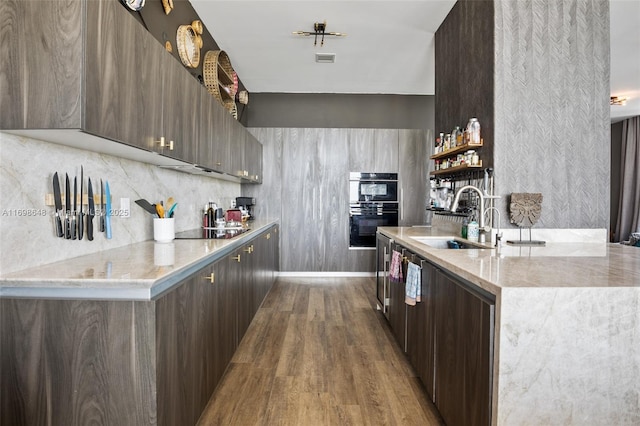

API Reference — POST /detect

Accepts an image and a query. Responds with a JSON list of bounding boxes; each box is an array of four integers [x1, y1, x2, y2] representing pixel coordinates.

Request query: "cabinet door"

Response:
[[207, 255, 238, 386], [84, 0, 163, 150], [161, 57, 200, 163], [406, 260, 436, 401], [244, 133, 263, 183], [376, 232, 391, 312], [387, 243, 407, 351], [156, 268, 210, 426], [235, 243, 255, 343], [199, 89, 231, 173], [252, 231, 268, 312], [434, 269, 494, 426], [228, 120, 246, 178], [348, 129, 399, 172], [0, 0, 83, 129]]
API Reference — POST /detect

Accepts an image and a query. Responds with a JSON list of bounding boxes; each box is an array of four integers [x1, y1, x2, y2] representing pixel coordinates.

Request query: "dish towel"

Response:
[[390, 250, 403, 282], [405, 261, 422, 306]]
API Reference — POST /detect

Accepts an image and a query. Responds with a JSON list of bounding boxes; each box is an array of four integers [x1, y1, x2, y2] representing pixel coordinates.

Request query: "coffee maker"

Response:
[[235, 197, 256, 220]]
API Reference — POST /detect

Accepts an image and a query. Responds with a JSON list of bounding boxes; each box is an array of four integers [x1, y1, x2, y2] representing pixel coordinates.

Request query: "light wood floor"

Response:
[[197, 276, 444, 425]]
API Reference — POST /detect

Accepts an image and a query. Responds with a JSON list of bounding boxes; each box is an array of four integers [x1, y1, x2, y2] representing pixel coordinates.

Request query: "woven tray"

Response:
[[203, 50, 236, 106], [176, 25, 200, 68]]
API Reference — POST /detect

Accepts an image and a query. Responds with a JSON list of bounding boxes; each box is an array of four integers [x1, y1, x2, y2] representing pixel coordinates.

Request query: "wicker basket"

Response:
[[203, 50, 236, 106], [228, 102, 238, 119], [176, 25, 200, 68]]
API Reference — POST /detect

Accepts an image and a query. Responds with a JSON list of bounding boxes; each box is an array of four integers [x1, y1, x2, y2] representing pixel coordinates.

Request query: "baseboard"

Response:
[[277, 272, 376, 278]]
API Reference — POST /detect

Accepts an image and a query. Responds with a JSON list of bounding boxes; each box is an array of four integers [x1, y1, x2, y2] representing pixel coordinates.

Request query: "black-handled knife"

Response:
[[78, 166, 84, 240], [65, 173, 71, 239], [71, 175, 77, 240], [52, 172, 64, 237], [87, 177, 94, 241], [99, 179, 105, 232]]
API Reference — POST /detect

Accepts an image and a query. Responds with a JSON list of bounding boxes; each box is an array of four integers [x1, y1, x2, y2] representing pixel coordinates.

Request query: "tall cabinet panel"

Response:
[[398, 129, 429, 226], [281, 128, 350, 271]]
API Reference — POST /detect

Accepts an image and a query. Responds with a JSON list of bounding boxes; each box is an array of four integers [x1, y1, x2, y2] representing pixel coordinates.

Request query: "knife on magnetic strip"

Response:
[[105, 181, 112, 239], [77, 166, 84, 240], [52, 172, 64, 237], [71, 175, 77, 240], [65, 173, 71, 239], [87, 177, 94, 241], [99, 179, 105, 232]]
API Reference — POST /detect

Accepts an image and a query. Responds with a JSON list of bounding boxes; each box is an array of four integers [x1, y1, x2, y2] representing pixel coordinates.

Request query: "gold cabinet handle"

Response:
[[156, 137, 174, 151], [265, 233, 271, 240], [203, 272, 215, 284], [243, 246, 252, 253], [232, 254, 241, 263], [216, 162, 222, 167]]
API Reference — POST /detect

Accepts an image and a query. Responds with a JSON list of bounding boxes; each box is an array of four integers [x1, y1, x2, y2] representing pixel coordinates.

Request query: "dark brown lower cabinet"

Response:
[[405, 260, 436, 400], [376, 238, 495, 426], [156, 257, 237, 426], [387, 243, 407, 350], [0, 226, 278, 426], [434, 269, 494, 426]]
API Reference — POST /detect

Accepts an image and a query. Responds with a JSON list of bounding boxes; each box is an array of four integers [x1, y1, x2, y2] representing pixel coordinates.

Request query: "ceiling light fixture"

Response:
[[610, 96, 628, 106], [293, 21, 346, 46]]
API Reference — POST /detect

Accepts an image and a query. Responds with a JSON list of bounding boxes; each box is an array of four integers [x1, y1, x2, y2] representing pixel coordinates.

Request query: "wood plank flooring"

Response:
[[197, 277, 444, 426]]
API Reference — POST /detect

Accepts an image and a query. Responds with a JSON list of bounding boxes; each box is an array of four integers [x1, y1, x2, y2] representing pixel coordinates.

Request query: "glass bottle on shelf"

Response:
[[468, 118, 481, 144], [451, 127, 459, 148]]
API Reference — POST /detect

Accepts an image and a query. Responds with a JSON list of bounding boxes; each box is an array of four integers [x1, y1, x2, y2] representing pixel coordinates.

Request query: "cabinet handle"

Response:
[[243, 245, 253, 253], [265, 233, 271, 240], [216, 162, 222, 167], [203, 272, 215, 284], [155, 137, 174, 151], [232, 254, 241, 263]]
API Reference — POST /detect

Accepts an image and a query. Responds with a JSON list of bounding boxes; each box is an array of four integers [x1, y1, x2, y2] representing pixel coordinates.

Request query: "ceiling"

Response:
[[191, 0, 640, 122]]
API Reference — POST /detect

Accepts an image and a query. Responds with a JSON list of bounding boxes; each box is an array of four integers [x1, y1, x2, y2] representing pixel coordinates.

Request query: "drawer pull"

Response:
[[232, 254, 241, 263], [203, 272, 215, 284]]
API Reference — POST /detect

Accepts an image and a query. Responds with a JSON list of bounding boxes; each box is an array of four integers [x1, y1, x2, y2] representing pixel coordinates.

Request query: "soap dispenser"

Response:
[[467, 217, 479, 242]]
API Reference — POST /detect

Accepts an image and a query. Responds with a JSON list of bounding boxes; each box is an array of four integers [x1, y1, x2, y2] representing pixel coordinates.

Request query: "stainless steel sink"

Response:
[[409, 236, 485, 249]]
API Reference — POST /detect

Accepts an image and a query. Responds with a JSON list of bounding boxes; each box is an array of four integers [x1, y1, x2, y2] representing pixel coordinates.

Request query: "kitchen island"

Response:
[[0, 219, 279, 426], [378, 225, 640, 425]]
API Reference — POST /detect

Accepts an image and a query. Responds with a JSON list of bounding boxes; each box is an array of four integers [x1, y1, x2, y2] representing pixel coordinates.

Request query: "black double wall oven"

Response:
[[349, 172, 399, 248]]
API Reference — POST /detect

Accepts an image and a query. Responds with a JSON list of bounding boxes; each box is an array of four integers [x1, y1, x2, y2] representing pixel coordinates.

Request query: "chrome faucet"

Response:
[[484, 206, 502, 247], [450, 185, 501, 243]]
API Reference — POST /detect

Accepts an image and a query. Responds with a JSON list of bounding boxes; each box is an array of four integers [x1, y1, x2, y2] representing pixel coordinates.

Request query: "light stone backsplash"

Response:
[[0, 132, 240, 274]]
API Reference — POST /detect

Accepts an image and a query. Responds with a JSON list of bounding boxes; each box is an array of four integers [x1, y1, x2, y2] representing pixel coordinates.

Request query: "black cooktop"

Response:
[[174, 227, 250, 240]]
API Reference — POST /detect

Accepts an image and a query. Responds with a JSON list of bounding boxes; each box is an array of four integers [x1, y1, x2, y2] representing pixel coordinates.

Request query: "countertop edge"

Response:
[[0, 220, 279, 301]]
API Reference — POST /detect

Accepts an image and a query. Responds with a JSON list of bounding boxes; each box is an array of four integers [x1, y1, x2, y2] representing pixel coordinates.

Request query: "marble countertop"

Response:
[[0, 219, 278, 301], [378, 226, 640, 296]]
